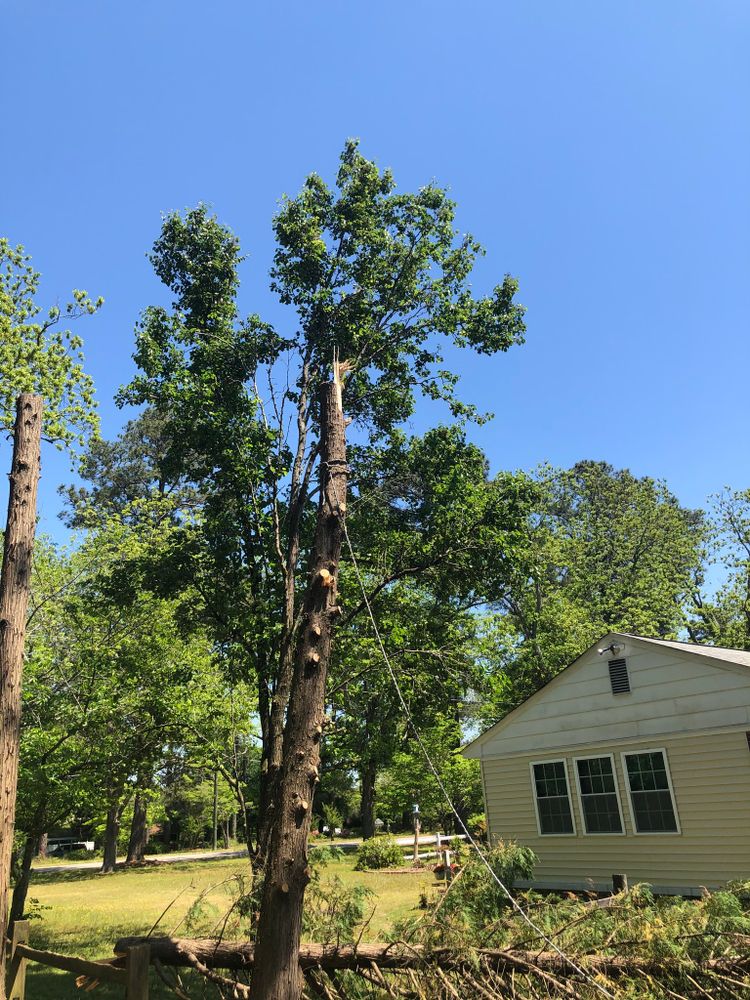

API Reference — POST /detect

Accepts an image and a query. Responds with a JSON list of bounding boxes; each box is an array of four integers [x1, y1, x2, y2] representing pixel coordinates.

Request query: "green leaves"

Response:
[[0, 238, 100, 448]]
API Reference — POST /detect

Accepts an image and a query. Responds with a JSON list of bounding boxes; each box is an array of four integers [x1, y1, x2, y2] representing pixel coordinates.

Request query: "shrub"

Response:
[[63, 849, 96, 861], [354, 835, 405, 871], [145, 841, 170, 855]]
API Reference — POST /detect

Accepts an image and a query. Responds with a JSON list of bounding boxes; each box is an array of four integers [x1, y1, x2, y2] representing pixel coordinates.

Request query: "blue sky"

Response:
[[2, 0, 749, 538]]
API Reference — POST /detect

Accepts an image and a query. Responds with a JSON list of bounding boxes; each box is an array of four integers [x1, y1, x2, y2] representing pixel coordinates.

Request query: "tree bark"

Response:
[[0, 394, 42, 997], [37, 832, 48, 859], [251, 373, 347, 1000], [9, 833, 36, 925], [360, 758, 377, 840], [101, 798, 125, 873], [212, 770, 218, 852], [117, 935, 749, 980], [126, 792, 149, 863]]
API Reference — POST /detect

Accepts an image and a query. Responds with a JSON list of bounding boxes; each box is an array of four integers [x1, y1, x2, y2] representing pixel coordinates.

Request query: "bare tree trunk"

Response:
[[0, 394, 42, 997], [101, 797, 125, 873], [37, 832, 48, 859], [251, 374, 347, 1000], [126, 792, 149, 863], [9, 833, 36, 925], [360, 758, 377, 840], [212, 770, 218, 852]]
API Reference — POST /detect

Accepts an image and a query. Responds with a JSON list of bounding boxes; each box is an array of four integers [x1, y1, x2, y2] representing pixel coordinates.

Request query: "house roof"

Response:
[[616, 634, 750, 668], [463, 632, 750, 756]]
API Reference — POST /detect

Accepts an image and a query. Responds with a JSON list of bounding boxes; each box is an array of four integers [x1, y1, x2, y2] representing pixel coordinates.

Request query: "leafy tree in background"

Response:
[[328, 425, 534, 837], [688, 488, 750, 648], [0, 238, 100, 445], [479, 460, 705, 722]]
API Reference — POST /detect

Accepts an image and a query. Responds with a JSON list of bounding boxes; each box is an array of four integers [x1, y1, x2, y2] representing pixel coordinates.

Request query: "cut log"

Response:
[[113, 936, 750, 979]]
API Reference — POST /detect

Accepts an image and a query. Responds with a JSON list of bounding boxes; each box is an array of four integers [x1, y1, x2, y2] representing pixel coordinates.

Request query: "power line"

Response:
[[331, 478, 616, 999]]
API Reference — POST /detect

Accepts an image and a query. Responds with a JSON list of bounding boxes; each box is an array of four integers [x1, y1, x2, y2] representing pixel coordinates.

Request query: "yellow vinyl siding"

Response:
[[483, 730, 750, 892]]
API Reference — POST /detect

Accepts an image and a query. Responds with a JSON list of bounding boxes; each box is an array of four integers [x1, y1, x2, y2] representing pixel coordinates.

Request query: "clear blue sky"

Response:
[[2, 0, 749, 537]]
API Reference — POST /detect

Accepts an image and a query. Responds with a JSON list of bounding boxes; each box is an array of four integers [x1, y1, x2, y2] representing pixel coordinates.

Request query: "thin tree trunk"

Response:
[[0, 394, 42, 997], [251, 372, 348, 1000], [37, 832, 48, 859], [212, 770, 218, 852], [101, 797, 125, 873], [9, 833, 36, 925], [126, 792, 149, 863], [360, 758, 377, 840]]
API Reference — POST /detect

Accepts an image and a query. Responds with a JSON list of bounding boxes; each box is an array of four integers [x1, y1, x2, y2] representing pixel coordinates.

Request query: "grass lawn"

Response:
[[20, 855, 437, 998]]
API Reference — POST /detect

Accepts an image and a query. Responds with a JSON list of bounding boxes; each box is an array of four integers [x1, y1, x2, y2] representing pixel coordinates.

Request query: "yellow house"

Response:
[[463, 633, 750, 895]]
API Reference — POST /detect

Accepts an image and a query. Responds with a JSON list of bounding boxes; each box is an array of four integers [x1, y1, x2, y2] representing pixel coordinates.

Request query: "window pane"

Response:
[[576, 757, 623, 834], [532, 762, 574, 834], [625, 752, 678, 833]]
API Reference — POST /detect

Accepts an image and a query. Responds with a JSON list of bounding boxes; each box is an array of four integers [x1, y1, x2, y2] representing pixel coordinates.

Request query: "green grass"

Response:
[[21, 855, 436, 998]]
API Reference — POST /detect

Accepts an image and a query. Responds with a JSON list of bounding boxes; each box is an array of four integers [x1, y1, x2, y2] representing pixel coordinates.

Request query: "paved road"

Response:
[[32, 848, 248, 875], [32, 833, 452, 874]]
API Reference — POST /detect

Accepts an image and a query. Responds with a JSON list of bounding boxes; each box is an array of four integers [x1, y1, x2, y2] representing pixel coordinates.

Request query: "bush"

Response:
[[354, 835, 405, 871], [63, 849, 96, 861], [144, 841, 170, 855]]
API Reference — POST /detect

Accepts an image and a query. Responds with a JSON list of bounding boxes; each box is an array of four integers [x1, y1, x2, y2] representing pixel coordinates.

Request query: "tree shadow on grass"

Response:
[[28, 860, 214, 885]]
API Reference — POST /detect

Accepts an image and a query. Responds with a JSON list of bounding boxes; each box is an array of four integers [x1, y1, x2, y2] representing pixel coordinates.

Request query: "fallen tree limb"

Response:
[[113, 936, 750, 980]]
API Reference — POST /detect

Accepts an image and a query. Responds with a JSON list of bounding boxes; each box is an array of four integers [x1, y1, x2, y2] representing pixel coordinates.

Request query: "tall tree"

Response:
[[0, 240, 99, 994], [688, 488, 750, 648], [479, 460, 704, 721], [116, 142, 526, 997]]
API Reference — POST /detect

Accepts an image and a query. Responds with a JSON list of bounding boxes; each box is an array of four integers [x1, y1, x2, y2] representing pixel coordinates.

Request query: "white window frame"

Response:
[[620, 747, 681, 836], [529, 758, 577, 837], [572, 753, 626, 836]]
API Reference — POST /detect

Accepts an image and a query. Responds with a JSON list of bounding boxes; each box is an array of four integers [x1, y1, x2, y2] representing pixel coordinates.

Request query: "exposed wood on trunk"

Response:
[[0, 394, 42, 999], [250, 373, 348, 1000], [114, 935, 750, 979]]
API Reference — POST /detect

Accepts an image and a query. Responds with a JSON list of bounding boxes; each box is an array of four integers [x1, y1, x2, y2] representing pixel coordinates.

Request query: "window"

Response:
[[530, 760, 575, 835], [574, 756, 624, 834], [608, 658, 630, 694], [622, 749, 679, 833]]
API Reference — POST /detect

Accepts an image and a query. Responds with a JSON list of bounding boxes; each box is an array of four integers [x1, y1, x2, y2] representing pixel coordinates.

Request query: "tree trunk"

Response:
[[38, 832, 48, 859], [212, 770, 218, 852], [251, 373, 347, 1000], [9, 833, 36, 925], [102, 798, 124, 873], [0, 394, 42, 997], [126, 792, 149, 863], [360, 758, 377, 840]]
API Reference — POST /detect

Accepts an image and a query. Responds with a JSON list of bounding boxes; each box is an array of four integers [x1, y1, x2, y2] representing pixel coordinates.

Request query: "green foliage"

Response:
[[466, 812, 486, 837], [479, 460, 704, 720], [302, 875, 374, 946], [689, 489, 750, 649], [0, 238, 100, 447], [321, 803, 343, 840], [354, 835, 405, 871], [437, 840, 537, 929], [375, 714, 484, 830]]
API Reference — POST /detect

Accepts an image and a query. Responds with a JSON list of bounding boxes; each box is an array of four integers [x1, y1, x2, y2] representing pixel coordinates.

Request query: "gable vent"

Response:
[[608, 658, 631, 694]]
